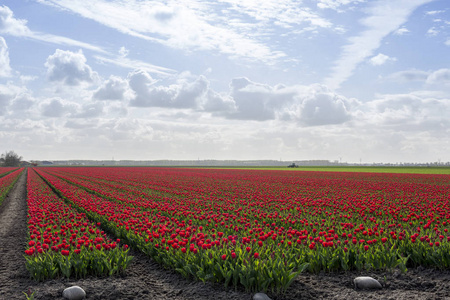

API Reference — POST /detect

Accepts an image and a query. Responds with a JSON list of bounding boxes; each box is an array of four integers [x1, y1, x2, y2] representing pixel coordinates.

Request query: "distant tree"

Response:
[[1, 151, 22, 167]]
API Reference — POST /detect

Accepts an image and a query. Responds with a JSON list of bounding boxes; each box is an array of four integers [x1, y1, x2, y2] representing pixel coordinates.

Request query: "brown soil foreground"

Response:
[[1, 170, 450, 299]]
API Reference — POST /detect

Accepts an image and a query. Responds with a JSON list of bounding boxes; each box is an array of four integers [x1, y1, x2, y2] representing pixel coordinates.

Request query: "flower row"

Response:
[[0, 167, 24, 206], [25, 168, 132, 281]]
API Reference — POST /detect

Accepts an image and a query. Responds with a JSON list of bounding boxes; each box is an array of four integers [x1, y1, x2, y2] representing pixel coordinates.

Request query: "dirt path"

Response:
[[0, 169, 31, 299]]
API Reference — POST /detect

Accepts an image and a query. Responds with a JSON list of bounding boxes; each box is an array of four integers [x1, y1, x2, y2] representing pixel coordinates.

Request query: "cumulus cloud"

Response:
[[125, 72, 354, 126], [426, 69, 450, 85], [0, 36, 12, 77], [45, 49, 98, 86], [173, 76, 209, 108], [40, 98, 75, 117], [0, 92, 11, 116], [71, 102, 104, 118], [369, 53, 396, 66], [0, 83, 28, 115], [128, 69, 208, 109], [128, 69, 164, 107], [0, 5, 30, 36], [362, 93, 450, 129], [218, 78, 353, 126], [64, 119, 99, 130], [225, 78, 293, 121], [295, 87, 352, 126], [40, 97, 103, 119], [10, 93, 34, 111], [93, 75, 130, 101], [201, 90, 236, 113], [108, 118, 154, 141]]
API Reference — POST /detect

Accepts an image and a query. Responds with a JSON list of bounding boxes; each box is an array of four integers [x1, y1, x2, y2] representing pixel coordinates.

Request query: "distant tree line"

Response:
[[0, 151, 22, 167]]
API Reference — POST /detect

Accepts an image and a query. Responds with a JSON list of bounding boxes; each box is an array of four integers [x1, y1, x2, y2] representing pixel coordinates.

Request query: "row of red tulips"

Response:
[[24, 168, 132, 281], [0, 167, 19, 177], [33, 167, 450, 292], [0, 167, 24, 206]]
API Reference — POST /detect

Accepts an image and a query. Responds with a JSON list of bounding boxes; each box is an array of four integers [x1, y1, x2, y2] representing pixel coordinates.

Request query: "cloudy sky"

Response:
[[0, 0, 449, 163]]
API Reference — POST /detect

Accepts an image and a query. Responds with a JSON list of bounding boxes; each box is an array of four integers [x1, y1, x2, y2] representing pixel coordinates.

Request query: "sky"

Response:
[[0, 0, 449, 163]]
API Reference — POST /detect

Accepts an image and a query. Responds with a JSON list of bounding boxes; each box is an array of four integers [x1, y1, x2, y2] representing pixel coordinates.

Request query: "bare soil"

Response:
[[1, 170, 450, 299]]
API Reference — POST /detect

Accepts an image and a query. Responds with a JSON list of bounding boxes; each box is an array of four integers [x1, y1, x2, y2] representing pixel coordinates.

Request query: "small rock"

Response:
[[62, 286, 86, 300], [354, 276, 382, 290], [253, 292, 272, 300]]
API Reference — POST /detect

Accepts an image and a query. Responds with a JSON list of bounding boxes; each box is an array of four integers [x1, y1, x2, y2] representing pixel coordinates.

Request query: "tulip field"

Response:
[[0, 167, 24, 206], [24, 168, 132, 280], [22, 166, 450, 292]]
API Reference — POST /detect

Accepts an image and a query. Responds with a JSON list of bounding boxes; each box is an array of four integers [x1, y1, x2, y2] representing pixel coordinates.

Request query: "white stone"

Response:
[[354, 276, 382, 290], [62, 286, 86, 300], [253, 292, 272, 300]]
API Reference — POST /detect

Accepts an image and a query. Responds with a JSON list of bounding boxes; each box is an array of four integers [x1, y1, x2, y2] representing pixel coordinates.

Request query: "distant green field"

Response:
[[200, 166, 450, 174]]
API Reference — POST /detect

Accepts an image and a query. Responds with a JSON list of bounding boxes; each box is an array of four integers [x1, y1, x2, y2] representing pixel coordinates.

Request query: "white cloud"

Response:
[[445, 39, 450, 46], [425, 10, 445, 15], [394, 27, 410, 35], [71, 102, 104, 118], [218, 0, 332, 29], [362, 93, 450, 129], [40, 97, 103, 119], [19, 75, 37, 84], [426, 68, 450, 85], [64, 119, 99, 130], [124, 71, 355, 126], [10, 93, 34, 112], [35, 0, 319, 62], [369, 53, 396, 66], [295, 86, 352, 126], [93, 75, 130, 101], [40, 98, 75, 117], [217, 78, 354, 125], [426, 27, 439, 36], [45, 49, 99, 86], [324, 0, 432, 90], [173, 75, 209, 108], [0, 5, 105, 53], [201, 90, 236, 113], [389, 68, 450, 86], [225, 77, 280, 121], [0, 93, 11, 116], [389, 69, 429, 82], [0, 5, 30, 36], [316, 0, 366, 10], [118, 46, 129, 57], [128, 69, 208, 109], [0, 83, 29, 115], [95, 55, 176, 76], [0, 36, 12, 77]]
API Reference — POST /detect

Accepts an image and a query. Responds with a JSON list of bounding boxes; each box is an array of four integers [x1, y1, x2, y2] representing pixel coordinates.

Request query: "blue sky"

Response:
[[0, 0, 449, 163]]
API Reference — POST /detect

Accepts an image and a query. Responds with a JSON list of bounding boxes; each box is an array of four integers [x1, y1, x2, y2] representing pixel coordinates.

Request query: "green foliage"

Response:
[[0, 151, 22, 167]]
